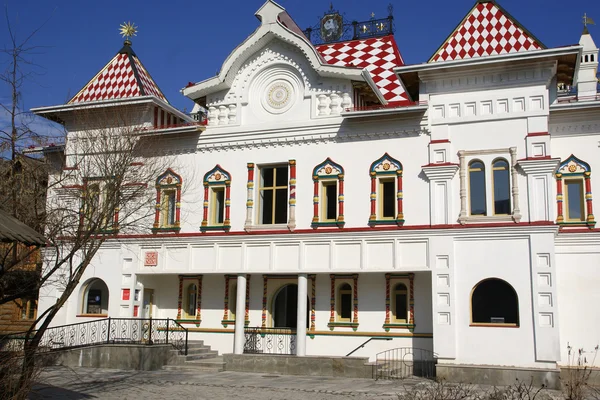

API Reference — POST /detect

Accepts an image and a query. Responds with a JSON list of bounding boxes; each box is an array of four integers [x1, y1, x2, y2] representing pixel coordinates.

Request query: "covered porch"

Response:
[[133, 271, 434, 361]]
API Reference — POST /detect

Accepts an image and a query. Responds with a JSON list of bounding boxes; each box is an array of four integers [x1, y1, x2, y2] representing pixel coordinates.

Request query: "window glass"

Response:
[[213, 188, 225, 224], [493, 160, 511, 215], [472, 279, 519, 325], [230, 283, 237, 319], [261, 168, 274, 187], [187, 284, 197, 317], [339, 283, 352, 320], [259, 165, 288, 224], [167, 191, 176, 225], [323, 182, 337, 221], [381, 180, 395, 218], [394, 283, 407, 321], [469, 161, 487, 215], [275, 166, 288, 187], [566, 180, 584, 221]]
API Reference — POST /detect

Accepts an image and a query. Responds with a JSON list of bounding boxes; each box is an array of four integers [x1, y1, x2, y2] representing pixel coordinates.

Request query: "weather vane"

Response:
[[119, 22, 138, 44], [583, 13, 595, 28]]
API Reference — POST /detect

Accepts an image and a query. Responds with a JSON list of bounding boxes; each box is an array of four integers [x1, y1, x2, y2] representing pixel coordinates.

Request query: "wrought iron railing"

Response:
[[304, 15, 394, 46], [243, 327, 296, 355], [375, 347, 437, 380], [0, 318, 188, 355]]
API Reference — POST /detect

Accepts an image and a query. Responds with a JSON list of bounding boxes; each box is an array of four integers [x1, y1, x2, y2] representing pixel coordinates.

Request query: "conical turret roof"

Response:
[[68, 41, 167, 104]]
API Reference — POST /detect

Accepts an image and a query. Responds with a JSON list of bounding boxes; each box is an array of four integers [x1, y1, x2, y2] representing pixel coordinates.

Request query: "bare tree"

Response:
[[0, 13, 179, 397]]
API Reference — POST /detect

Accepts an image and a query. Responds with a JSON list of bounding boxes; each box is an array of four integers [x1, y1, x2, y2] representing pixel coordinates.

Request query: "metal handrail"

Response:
[[0, 317, 188, 356], [346, 337, 392, 357]]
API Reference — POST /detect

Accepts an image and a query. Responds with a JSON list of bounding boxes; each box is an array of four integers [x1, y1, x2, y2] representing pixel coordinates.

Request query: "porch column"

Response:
[[233, 274, 247, 355], [296, 274, 308, 356]]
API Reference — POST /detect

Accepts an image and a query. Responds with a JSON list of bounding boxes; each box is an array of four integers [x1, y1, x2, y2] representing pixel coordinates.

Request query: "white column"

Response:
[[296, 274, 308, 356], [233, 274, 247, 355]]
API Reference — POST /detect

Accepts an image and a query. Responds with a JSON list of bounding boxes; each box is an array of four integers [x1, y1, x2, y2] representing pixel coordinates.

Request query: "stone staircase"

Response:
[[163, 340, 225, 372]]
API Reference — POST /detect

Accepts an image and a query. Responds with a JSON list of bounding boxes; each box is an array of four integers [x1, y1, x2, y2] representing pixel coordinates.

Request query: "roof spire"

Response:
[[119, 22, 138, 46]]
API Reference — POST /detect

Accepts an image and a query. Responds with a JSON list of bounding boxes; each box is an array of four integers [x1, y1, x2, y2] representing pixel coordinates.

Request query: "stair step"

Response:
[[184, 351, 219, 361], [186, 347, 212, 355]]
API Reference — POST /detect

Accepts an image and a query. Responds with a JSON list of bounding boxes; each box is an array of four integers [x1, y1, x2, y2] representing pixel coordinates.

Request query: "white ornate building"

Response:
[[33, 0, 600, 383]]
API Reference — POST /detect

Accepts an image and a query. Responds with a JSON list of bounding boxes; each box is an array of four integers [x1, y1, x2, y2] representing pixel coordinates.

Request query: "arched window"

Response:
[[81, 278, 109, 315], [272, 284, 309, 329], [492, 159, 511, 215], [337, 283, 352, 322], [186, 284, 197, 318], [585, 55, 589, 63], [469, 160, 487, 216], [392, 283, 408, 323], [471, 278, 519, 326], [592, 54, 595, 62]]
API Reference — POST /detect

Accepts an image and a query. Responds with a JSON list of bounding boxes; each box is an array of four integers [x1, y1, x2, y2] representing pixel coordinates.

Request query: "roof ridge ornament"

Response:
[[583, 13, 595, 34], [119, 22, 138, 46]]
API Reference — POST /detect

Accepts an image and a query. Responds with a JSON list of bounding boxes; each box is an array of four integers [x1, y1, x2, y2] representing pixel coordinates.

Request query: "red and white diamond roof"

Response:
[[430, 0, 545, 63], [69, 44, 167, 104], [316, 35, 409, 104]]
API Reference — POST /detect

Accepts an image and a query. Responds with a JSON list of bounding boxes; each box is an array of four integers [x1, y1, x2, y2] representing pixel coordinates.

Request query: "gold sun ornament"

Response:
[[119, 22, 138, 43]]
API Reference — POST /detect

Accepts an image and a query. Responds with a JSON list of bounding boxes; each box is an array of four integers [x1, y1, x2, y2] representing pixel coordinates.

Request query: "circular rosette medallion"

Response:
[[262, 80, 295, 114]]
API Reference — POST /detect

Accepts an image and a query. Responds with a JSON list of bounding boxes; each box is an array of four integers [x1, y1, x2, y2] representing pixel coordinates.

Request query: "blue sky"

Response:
[[1, 0, 598, 115]]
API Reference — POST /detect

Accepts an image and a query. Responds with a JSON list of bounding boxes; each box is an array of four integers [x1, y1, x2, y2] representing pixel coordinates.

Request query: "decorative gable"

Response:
[[69, 42, 167, 104], [156, 169, 182, 187], [317, 35, 409, 103], [557, 155, 591, 175], [313, 158, 344, 178], [429, 0, 545, 63], [370, 153, 402, 174], [204, 165, 231, 184]]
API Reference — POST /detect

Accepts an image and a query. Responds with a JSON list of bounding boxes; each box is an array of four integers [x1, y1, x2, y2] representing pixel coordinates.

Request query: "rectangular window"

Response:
[[259, 165, 288, 224], [20, 299, 36, 320], [87, 289, 102, 315], [340, 292, 352, 320], [380, 179, 396, 219], [162, 190, 176, 227], [395, 293, 407, 322], [566, 180, 585, 221], [211, 187, 225, 225], [322, 181, 337, 221]]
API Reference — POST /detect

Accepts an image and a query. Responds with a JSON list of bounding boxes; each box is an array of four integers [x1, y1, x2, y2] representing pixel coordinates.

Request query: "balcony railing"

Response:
[[0, 317, 188, 355], [343, 101, 428, 113], [243, 327, 296, 355]]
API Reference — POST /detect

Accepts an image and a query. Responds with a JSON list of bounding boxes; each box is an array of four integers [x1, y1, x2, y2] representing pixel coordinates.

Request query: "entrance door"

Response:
[[272, 284, 309, 329], [143, 289, 154, 318]]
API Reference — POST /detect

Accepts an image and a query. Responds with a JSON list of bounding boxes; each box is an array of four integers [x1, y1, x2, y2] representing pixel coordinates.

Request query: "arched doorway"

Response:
[[272, 284, 309, 329]]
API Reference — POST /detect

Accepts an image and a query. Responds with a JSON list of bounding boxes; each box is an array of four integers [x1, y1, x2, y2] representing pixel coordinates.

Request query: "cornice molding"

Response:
[[422, 163, 459, 180], [517, 158, 560, 174]]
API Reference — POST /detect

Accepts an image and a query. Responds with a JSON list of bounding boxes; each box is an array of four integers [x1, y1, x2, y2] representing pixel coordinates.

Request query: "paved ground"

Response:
[[30, 367, 568, 400], [31, 367, 419, 399]]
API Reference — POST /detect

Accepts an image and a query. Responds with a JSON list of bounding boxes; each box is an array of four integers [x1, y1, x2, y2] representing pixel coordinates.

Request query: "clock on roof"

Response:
[[320, 11, 343, 43]]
